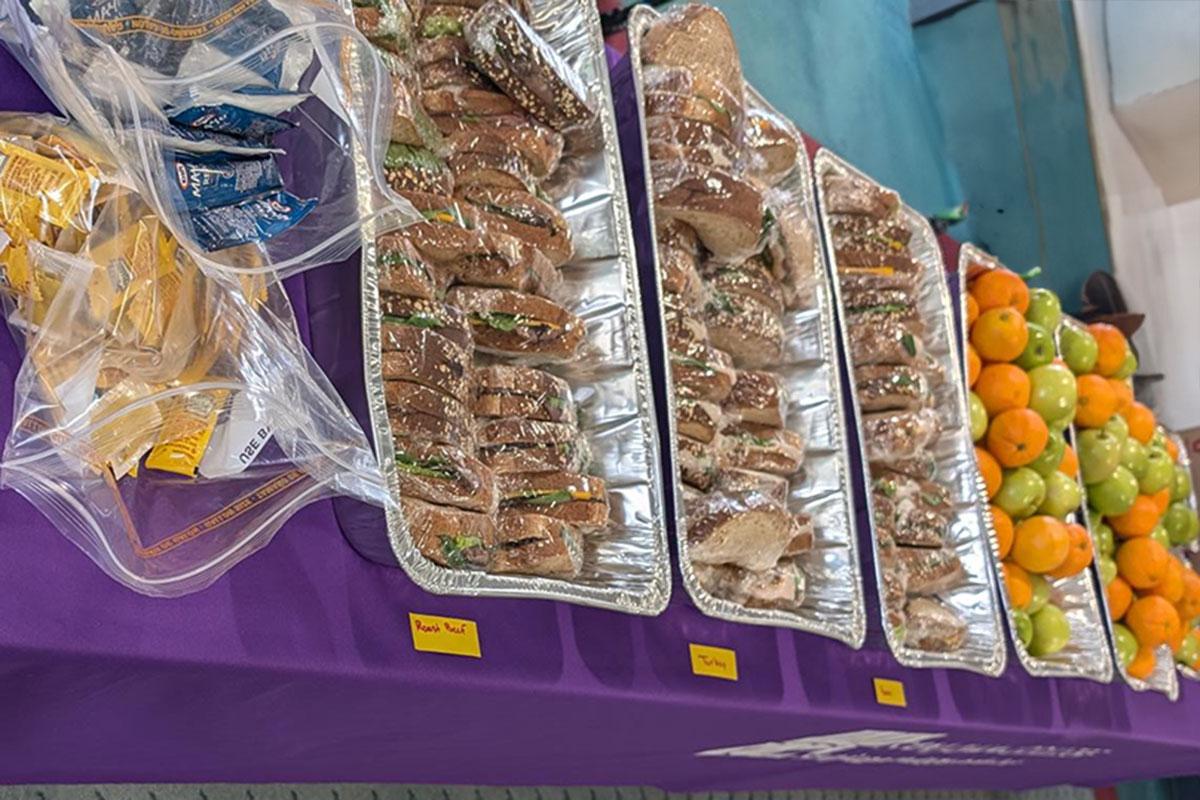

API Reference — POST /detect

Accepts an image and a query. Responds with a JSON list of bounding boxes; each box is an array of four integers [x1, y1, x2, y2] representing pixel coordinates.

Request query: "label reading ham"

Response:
[[689, 643, 738, 681], [873, 677, 907, 708], [409, 613, 481, 658]]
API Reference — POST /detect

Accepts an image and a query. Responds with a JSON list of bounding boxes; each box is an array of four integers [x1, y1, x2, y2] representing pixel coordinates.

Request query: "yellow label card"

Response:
[[873, 677, 907, 708], [689, 643, 738, 681], [409, 613, 481, 658]]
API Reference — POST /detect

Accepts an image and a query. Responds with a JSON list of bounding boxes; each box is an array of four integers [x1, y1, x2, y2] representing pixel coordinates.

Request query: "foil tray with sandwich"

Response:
[[345, 0, 670, 613], [816, 149, 1007, 674], [626, 3, 866, 644], [960, 244, 1114, 682]]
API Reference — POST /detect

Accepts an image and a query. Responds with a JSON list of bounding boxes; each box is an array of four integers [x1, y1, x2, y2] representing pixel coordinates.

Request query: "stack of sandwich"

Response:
[[639, 5, 818, 611], [352, 0, 611, 578], [822, 172, 968, 652]]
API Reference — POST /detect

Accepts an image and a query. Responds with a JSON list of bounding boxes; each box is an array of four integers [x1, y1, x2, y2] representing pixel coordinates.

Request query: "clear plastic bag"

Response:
[[0, 199, 390, 596], [0, 0, 422, 278]]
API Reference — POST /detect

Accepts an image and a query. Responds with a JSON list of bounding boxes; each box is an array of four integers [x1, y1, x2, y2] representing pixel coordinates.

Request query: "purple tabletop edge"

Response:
[[0, 44, 1197, 792]]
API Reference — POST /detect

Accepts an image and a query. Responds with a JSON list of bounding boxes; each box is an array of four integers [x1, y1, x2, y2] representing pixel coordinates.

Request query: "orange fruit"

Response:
[[1177, 570, 1200, 621], [1116, 537, 1170, 590], [976, 363, 1031, 416], [971, 307, 1029, 362], [1011, 515, 1071, 574], [1003, 561, 1034, 609], [1088, 323, 1129, 377], [1074, 374, 1119, 428], [1125, 595, 1180, 648], [991, 505, 1014, 559], [971, 269, 1030, 314], [1168, 623, 1186, 655], [967, 344, 982, 387], [1121, 402, 1156, 444], [1047, 522, 1094, 579], [1108, 576, 1133, 621], [1127, 645, 1156, 680], [1165, 437, 1180, 462], [1108, 379, 1134, 414], [975, 447, 1002, 499], [1109, 495, 1162, 539], [1148, 558, 1185, 605], [966, 294, 980, 328], [1058, 444, 1078, 477], [986, 408, 1050, 468], [1150, 488, 1171, 515]]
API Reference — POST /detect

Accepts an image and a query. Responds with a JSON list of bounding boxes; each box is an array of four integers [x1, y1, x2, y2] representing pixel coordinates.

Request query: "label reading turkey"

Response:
[[873, 678, 907, 708], [409, 613, 481, 658], [689, 643, 738, 681]]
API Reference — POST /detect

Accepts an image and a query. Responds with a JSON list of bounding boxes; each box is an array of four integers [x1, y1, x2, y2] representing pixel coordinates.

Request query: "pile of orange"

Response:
[[1065, 322, 1200, 678]]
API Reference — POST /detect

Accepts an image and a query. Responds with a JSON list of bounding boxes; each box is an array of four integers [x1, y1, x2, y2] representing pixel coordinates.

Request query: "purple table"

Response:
[[2, 48, 1198, 792]]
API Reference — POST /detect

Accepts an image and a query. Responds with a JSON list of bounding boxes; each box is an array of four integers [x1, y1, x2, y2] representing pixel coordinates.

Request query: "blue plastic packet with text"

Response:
[[189, 190, 317, 251], [169, 150, 284, 211]]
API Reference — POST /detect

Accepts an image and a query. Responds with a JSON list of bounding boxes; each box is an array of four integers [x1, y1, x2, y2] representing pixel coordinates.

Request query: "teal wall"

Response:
[[914, 0, 1112, 310], [699, 0, 1111, 313], [710, 0, 971, 227]]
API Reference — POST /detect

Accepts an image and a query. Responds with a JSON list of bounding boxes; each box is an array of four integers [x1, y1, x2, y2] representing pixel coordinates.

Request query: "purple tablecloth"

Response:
[[1, 48, 1198, 792]]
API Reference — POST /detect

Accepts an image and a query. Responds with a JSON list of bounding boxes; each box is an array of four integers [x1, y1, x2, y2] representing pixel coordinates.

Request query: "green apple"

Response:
[[1164, 503, 1199, 547], [969, 392, 988, 442], [1176, 632, 1200, 665], [1026, 288, 1063, 332], [1093, 519, 1115, 556], [1029, 604, 1071, 657], [1088, 465, 1139, 516], [1172, 464, 1193, 502], [1077, 428, 1122, 484], [1013, 609, 1034, 649], [1149, 427, 1168, 452], [1027, 364, 1077, 429], [1060, 321, 1099, 375], [1120, 438, 1149, 480], [1105, 414, 1130, 445], [1028, 573, 1052, 614], [1098, 555, 1118, 585], [996, 468, 1047, 519], [1039, 470, 1083, 518], [1149, 525, 1171, 549], [1139, 449, 1175, 494], [1016, 322, 1055, 370], [1029, 428, 1067, 477], [1114, 350, 1138, 380], [1113, 623, 1138, 669]]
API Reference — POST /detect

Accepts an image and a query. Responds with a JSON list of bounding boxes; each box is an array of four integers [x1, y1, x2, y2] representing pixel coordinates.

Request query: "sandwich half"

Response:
[[471, 364, 576, 424], [497, 470, 609, 531], [393, 439, 497, 514]]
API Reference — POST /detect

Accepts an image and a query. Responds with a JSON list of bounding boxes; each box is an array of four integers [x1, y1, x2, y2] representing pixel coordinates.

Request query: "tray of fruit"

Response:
[[1165, 432, 1200, 680], [1057, 317, 1190, 698], [816, 151, 1007, 675], [959, 245, 1112, 681]]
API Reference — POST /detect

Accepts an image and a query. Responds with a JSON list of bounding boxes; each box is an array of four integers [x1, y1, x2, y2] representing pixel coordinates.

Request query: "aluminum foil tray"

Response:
[[624, 4, 866, 643], [815, 149, 1007, 675], [349, 0, 671, 614]]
